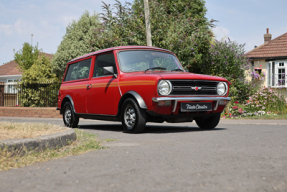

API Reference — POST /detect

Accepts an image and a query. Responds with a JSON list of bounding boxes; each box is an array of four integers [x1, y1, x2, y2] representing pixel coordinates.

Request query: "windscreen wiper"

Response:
[[144, 67, 167, 73], [171, 68, 184, 72]]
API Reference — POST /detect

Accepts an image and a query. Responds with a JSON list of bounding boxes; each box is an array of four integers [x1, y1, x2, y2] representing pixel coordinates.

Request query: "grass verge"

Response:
[[0, 129, 102, 172], [0, 122, 69, 140]]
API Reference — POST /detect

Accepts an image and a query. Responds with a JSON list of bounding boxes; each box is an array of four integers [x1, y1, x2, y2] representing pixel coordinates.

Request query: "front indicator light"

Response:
[[158, 100, 172, 106], [219, 100, 229, 105]]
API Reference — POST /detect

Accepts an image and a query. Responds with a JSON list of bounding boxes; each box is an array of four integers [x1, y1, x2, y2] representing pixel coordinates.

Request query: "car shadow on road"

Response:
[[78, 123, 226, 134]]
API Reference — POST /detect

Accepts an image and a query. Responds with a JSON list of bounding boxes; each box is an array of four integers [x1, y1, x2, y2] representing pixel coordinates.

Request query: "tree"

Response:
[[14, 42, 40, 71], [51, 11, 101, 78], [89, 0, 213, 73], [21, 54, 58, 84], [19, 54, 60, 107]]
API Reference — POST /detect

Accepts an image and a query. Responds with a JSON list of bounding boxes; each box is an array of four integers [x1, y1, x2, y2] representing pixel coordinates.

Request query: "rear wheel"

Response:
[[195, 113, 220, 129], [63, 102, 79, 128], [121, 98, 146, 133]]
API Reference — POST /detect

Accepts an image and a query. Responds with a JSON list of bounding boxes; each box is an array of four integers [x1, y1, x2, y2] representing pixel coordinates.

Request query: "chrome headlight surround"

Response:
[[158, 80, 172, 96], [217, 82, 228, 96]]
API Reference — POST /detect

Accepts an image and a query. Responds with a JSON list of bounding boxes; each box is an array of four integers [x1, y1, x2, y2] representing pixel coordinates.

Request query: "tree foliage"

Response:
[[21, 54, 58, 84], [89, 0, 213, 73], [19, 54, 60, 107], [14, 42, 40, 71], [204, 39, 253, 102], [51, 11, 101, 78]]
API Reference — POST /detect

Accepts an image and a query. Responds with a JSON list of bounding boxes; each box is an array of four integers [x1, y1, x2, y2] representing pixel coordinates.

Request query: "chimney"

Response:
[[264, 28, 272, 43]]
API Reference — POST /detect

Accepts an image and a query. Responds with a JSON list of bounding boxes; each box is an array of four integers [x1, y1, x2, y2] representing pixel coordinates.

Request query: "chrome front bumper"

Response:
[[152, 97, 231, 112]]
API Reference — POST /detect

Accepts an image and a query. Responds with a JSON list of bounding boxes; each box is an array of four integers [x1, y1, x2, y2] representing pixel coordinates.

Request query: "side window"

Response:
[[93, 53, 117, 77], [64, 63, 78, 81], [78, 59, 91, 79], [64, 59, 91, 81]]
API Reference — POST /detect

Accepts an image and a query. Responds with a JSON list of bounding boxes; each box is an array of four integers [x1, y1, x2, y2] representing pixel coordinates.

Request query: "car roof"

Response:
[[69, 46, 175, 63]]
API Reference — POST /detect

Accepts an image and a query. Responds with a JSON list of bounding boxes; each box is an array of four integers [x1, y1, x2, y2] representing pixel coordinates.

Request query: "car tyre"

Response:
[[195, 113, 220, 129], [63, 102, 79, 128], [121, 98, 147, 133]]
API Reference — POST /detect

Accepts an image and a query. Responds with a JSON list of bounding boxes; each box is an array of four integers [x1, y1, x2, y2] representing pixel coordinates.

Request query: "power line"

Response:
[[207, 11, 228, 39]]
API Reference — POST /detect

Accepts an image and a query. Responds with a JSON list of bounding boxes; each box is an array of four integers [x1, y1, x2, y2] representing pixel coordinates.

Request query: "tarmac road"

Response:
[[0, 117, 287, 192]]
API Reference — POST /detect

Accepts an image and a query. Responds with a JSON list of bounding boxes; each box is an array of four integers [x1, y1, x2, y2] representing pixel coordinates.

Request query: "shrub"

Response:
[[222, 87, 287, 118], [203, 39, 255, 102], [19, 54, 60, 107]]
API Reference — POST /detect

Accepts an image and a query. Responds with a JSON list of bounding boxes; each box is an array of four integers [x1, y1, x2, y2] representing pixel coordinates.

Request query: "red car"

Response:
[[57, 46, 231, 133]]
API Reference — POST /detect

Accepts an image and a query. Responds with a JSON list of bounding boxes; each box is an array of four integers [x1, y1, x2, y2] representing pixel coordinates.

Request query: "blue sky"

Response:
[[1, 0, 287, 65]]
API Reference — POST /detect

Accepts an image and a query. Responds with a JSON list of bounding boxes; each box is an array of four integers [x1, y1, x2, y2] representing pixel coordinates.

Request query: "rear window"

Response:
[[64, 59, 91, 81]]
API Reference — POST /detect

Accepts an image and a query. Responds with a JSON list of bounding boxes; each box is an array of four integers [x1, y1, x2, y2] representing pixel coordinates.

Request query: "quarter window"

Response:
[[93, 53, 117, 77], [64, 59, 91, 81]]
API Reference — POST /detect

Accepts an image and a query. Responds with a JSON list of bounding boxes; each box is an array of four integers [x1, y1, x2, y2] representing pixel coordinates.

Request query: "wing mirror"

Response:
[[103, 66, 117, 78]]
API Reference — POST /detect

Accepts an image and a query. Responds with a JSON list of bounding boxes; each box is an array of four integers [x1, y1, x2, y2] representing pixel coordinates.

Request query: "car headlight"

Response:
[[158, 80, 172, 96], [217, 82, 228, 96]]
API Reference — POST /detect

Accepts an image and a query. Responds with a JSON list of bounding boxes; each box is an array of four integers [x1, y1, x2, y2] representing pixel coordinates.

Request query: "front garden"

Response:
[[223, 86, 287, 119]]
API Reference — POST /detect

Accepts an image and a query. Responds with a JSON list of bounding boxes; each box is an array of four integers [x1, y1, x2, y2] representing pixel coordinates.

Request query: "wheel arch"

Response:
[[117, 91, 147, 116], [60, 95, 76, 114]]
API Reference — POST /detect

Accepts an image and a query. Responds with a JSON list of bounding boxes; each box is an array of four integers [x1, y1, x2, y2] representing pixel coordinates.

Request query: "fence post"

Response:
[[0, 82, 4, 107]]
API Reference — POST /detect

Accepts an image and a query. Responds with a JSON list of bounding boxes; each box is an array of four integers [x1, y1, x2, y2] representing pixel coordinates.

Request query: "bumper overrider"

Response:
[[152, 97, 231, 112]]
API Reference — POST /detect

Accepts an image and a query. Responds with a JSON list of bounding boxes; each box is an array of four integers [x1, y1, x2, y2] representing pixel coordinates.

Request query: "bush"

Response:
[[202, 39, 256, 103], [223, 87, 287, 118], [19, 54, 60, 107]]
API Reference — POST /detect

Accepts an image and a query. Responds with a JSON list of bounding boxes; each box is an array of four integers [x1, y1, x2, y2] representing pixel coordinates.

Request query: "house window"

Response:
[[7, 79, 18, 94], [268, 61, 287, 87], [278, 68, 285, 86]]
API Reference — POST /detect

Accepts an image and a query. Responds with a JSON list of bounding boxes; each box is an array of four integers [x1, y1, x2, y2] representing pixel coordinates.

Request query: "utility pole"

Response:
[[143, 0, 152, 46], [31, 34, 34, 46]]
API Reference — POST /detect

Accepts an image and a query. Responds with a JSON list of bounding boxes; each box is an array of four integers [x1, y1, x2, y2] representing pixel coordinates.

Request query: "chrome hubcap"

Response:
[[65, 108, 72, 124], [125, 107, 136, 128]]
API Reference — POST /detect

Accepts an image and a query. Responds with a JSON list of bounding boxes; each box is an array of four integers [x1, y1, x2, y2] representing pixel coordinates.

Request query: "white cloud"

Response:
[[212, 26, 233, 41], [0, 24, 13, 36]]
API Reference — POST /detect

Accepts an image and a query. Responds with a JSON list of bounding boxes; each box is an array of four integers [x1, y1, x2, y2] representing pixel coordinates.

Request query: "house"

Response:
[[245, 28, 287, 89], [0, 53, 53, 93], [0, 60, 22, 83]]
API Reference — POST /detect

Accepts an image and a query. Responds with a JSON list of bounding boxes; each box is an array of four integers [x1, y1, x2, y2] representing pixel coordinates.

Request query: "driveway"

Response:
[[0, 117, 287, 192]]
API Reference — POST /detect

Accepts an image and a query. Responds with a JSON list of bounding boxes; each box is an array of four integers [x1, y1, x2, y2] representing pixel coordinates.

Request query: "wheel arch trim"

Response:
[[125, 91, 147, 109], [118, 91, 147, 115], [61, 95, 76, 114]]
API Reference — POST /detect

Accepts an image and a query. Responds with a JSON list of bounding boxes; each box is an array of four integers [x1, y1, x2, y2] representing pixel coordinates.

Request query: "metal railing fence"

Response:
[[0, 83, 60, 107]]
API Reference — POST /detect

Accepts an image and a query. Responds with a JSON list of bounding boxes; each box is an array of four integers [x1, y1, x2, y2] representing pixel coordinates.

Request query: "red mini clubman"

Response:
[[57, 46, 231, 133]]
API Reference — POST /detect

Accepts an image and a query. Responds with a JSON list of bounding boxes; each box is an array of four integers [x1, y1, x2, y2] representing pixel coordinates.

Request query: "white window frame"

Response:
[[5, 79, 18, 94], [267, 60, 287, 88]]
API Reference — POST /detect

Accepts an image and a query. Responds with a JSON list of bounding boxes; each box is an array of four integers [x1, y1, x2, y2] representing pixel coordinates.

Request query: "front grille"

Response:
[[170, 80, 218, 95]]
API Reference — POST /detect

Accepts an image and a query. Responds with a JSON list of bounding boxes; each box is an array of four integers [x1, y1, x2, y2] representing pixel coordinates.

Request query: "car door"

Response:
[[86, 52, 120, 115], [61, 58, 92, 114]]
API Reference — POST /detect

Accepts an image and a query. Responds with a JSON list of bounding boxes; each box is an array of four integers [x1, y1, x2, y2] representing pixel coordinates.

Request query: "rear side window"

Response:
[[64, 59, 91, 81], [93, 53, 117, 77]]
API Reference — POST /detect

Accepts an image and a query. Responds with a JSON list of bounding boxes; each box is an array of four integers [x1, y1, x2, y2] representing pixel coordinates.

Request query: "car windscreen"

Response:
[[117, 50, 183, 72]]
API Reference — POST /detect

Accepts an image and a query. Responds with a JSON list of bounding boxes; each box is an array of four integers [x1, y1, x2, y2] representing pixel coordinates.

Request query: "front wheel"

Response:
[[63, 102, 79, 128], [121, 98, 147, 133], [195, 113, 221, 129]]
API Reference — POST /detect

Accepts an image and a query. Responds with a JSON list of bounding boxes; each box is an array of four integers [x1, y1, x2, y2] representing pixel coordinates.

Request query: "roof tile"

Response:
[[0, 53, 53, 76], [245, 32, 287, 58]]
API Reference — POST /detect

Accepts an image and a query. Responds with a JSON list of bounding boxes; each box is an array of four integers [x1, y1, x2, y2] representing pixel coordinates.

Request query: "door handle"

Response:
[[86, 84, 92, 89]]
